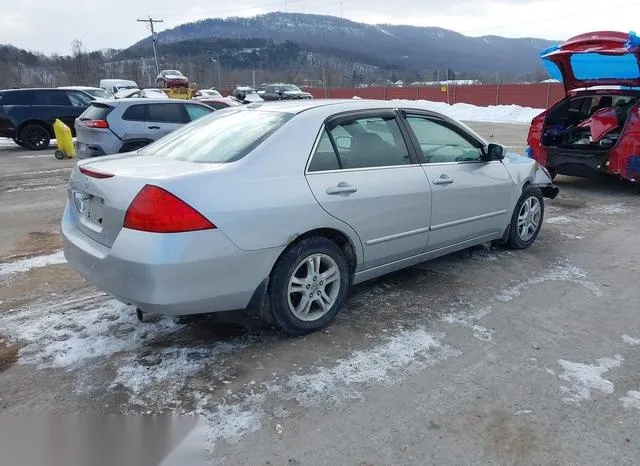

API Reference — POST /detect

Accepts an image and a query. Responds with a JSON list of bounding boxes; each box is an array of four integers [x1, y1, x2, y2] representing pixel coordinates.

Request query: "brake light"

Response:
[[123, 185, 215, 233], [79, 166, 113, 178], [84, 119, 108, 128]]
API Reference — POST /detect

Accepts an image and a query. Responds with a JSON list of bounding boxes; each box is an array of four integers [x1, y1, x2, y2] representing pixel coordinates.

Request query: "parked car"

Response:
[[62, 99, 558, 336], [99, 79, 138, 96], [193, 89, 222, 99], [114, 88, 169, 99], [262, 83, 313, 101], [156, 70, 189, 88], [58, 86, 113, 99], [197, 97, 242, 110], [73, 98, 213, 158], [229, 86, 263, 103], [0, 88, 94, 150], [527, 31, 640, 182]]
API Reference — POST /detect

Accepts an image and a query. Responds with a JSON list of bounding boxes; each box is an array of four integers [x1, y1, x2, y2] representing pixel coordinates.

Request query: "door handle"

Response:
[[148, 126, 160, 130], [326, 183, 357, 195], [432, 175, 454, 185]]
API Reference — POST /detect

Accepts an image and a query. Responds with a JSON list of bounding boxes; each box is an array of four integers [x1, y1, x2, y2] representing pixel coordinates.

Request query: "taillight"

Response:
[[79, 166, 114, 178], [123, 184, 215, 233], [84, 119, 108, 128]]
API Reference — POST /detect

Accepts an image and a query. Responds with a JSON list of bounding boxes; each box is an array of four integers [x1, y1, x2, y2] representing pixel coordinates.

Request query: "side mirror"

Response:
[[334, 136, 352, 151], [484, 143, 504, 161]]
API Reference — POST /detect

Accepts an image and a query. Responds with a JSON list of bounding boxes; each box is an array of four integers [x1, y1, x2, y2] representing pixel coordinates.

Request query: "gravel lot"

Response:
[[1, 123, 639, 465]]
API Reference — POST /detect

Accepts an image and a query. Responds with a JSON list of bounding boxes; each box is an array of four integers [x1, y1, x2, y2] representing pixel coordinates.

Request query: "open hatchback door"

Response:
[[540, 31, 640, 93]]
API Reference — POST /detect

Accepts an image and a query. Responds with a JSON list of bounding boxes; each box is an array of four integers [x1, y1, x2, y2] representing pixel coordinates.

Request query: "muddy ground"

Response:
[[0, 125, 639, 465]]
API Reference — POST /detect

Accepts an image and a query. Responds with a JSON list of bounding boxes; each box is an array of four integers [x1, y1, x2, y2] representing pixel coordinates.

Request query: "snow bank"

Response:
[[390, 99, 543, 124], [0, 251, 66, 278]]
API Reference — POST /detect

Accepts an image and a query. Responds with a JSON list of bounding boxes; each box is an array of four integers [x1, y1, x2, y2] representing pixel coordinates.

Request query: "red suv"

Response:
[[527, 31, 640, 182]]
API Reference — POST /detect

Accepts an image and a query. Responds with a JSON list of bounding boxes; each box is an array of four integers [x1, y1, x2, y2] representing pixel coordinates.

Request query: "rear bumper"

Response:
[[61, 202, 282, 315]]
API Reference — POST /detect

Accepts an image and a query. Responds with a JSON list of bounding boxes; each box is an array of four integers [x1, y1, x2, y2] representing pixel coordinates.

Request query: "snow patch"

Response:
[[545, 216, 572, 225], [441, 306, 493, 342], [266, 328, 458, 407], [588, 203, 630, 215], [495, 260, 602, 302], [0, 296, 181, 369], [5, 185, 59, 193], [556, 355, 622, 403], [390, 99, 543, 124], [206, 393, 265, 450], [620, 391, 640, 410], [622, 335, 640, 345], [0, 251, 66, 278]]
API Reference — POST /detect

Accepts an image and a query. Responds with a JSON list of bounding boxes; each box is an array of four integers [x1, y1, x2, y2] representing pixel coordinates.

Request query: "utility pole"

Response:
[[137, 16, 163, 76]]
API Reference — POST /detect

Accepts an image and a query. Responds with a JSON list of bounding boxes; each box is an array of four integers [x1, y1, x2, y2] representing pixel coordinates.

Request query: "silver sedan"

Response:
[[61, 99, 558, 335]]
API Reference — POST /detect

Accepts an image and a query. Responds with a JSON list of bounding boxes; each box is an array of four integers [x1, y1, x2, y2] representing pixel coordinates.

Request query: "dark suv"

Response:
[[261, 83, 312, 101], [0, 88, 94, 150]]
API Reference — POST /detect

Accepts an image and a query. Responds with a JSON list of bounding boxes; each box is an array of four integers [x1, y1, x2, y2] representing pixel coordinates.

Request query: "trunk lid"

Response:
[[540, 31, 640, 94], [69, 154, 226, 247]]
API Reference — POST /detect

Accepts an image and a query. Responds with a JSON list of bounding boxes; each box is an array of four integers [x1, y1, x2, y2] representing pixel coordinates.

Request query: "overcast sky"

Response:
[[1, 0, 639, 54]]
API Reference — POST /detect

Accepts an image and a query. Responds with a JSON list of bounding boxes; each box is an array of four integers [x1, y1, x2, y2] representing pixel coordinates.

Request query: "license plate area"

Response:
[[73, 190, 105, 232]]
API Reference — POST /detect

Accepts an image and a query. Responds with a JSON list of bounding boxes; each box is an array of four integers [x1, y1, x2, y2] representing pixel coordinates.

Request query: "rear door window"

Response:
[[0, 91, 32, 105], [146, 103, 187, 123], [38, 91, 71, 106], [122, 104, 147, 121]]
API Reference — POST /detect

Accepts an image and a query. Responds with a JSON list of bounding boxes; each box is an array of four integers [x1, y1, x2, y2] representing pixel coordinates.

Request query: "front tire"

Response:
[[268, 237, 350, 336], [506, 186, 544, 249]]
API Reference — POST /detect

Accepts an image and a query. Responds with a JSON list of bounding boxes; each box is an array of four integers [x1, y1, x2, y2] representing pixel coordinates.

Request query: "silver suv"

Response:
[[74, 98, 213, 158]]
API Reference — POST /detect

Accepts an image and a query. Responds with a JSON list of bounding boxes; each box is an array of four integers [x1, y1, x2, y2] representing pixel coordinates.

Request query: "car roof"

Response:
[[58, 86, 103, 90], [240, 98, 428, 114], [239, 98, 489, 143], [0, 87, 69, 93], [94, 97, 205, 106]]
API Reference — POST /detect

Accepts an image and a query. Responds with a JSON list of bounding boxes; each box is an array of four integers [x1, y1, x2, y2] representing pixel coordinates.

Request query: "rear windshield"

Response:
[[138, 109, 293, 163], [79, 103, 113, 120]]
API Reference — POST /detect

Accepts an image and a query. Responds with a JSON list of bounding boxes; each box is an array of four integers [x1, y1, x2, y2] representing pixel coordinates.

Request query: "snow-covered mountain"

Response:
[[131, 12, 556, 75]]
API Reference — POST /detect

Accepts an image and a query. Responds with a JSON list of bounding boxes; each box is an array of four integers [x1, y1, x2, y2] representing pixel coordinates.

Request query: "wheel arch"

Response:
[[18, 119, 53, 137]]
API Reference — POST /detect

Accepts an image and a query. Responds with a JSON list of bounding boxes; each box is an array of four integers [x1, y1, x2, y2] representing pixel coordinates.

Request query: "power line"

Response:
[[137, 16, 163, 75]]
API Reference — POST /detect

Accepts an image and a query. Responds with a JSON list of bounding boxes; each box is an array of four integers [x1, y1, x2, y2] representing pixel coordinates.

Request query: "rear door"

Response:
[[118, 104, 150, 141], [36, 90, 77, 129], [145, 102, 188, 139], [401, 112, 513, 251], [305, 110, 431, 270]]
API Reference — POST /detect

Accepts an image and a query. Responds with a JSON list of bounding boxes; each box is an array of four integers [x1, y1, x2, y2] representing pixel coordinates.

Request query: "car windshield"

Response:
[[165, 70, 183, 76], [138, 110, 293, 163], [281, 85, 301, 92]]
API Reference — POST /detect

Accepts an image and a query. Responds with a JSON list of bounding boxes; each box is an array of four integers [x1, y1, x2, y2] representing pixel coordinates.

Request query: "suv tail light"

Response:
[[123, 185, 215, 233], [84, 119, 109, 128]]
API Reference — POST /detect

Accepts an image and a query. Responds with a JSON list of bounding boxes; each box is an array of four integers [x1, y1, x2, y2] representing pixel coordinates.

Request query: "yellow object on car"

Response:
[[53, 118, 75, 159]]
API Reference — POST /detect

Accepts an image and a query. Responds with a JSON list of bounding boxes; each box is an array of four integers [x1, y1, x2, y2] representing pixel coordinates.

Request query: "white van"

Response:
[[99, 79, 139, 96]]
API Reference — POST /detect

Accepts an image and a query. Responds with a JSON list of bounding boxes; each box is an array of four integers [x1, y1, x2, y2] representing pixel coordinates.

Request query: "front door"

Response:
[[305, 111, 431, 270], [402, 113, 513, 251]]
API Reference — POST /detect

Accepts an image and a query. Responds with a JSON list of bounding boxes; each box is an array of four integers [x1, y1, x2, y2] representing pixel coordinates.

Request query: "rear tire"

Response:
[[268, 237, 350, 336], [506, 186, 544, 250], [19, 123, 50, 150]]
